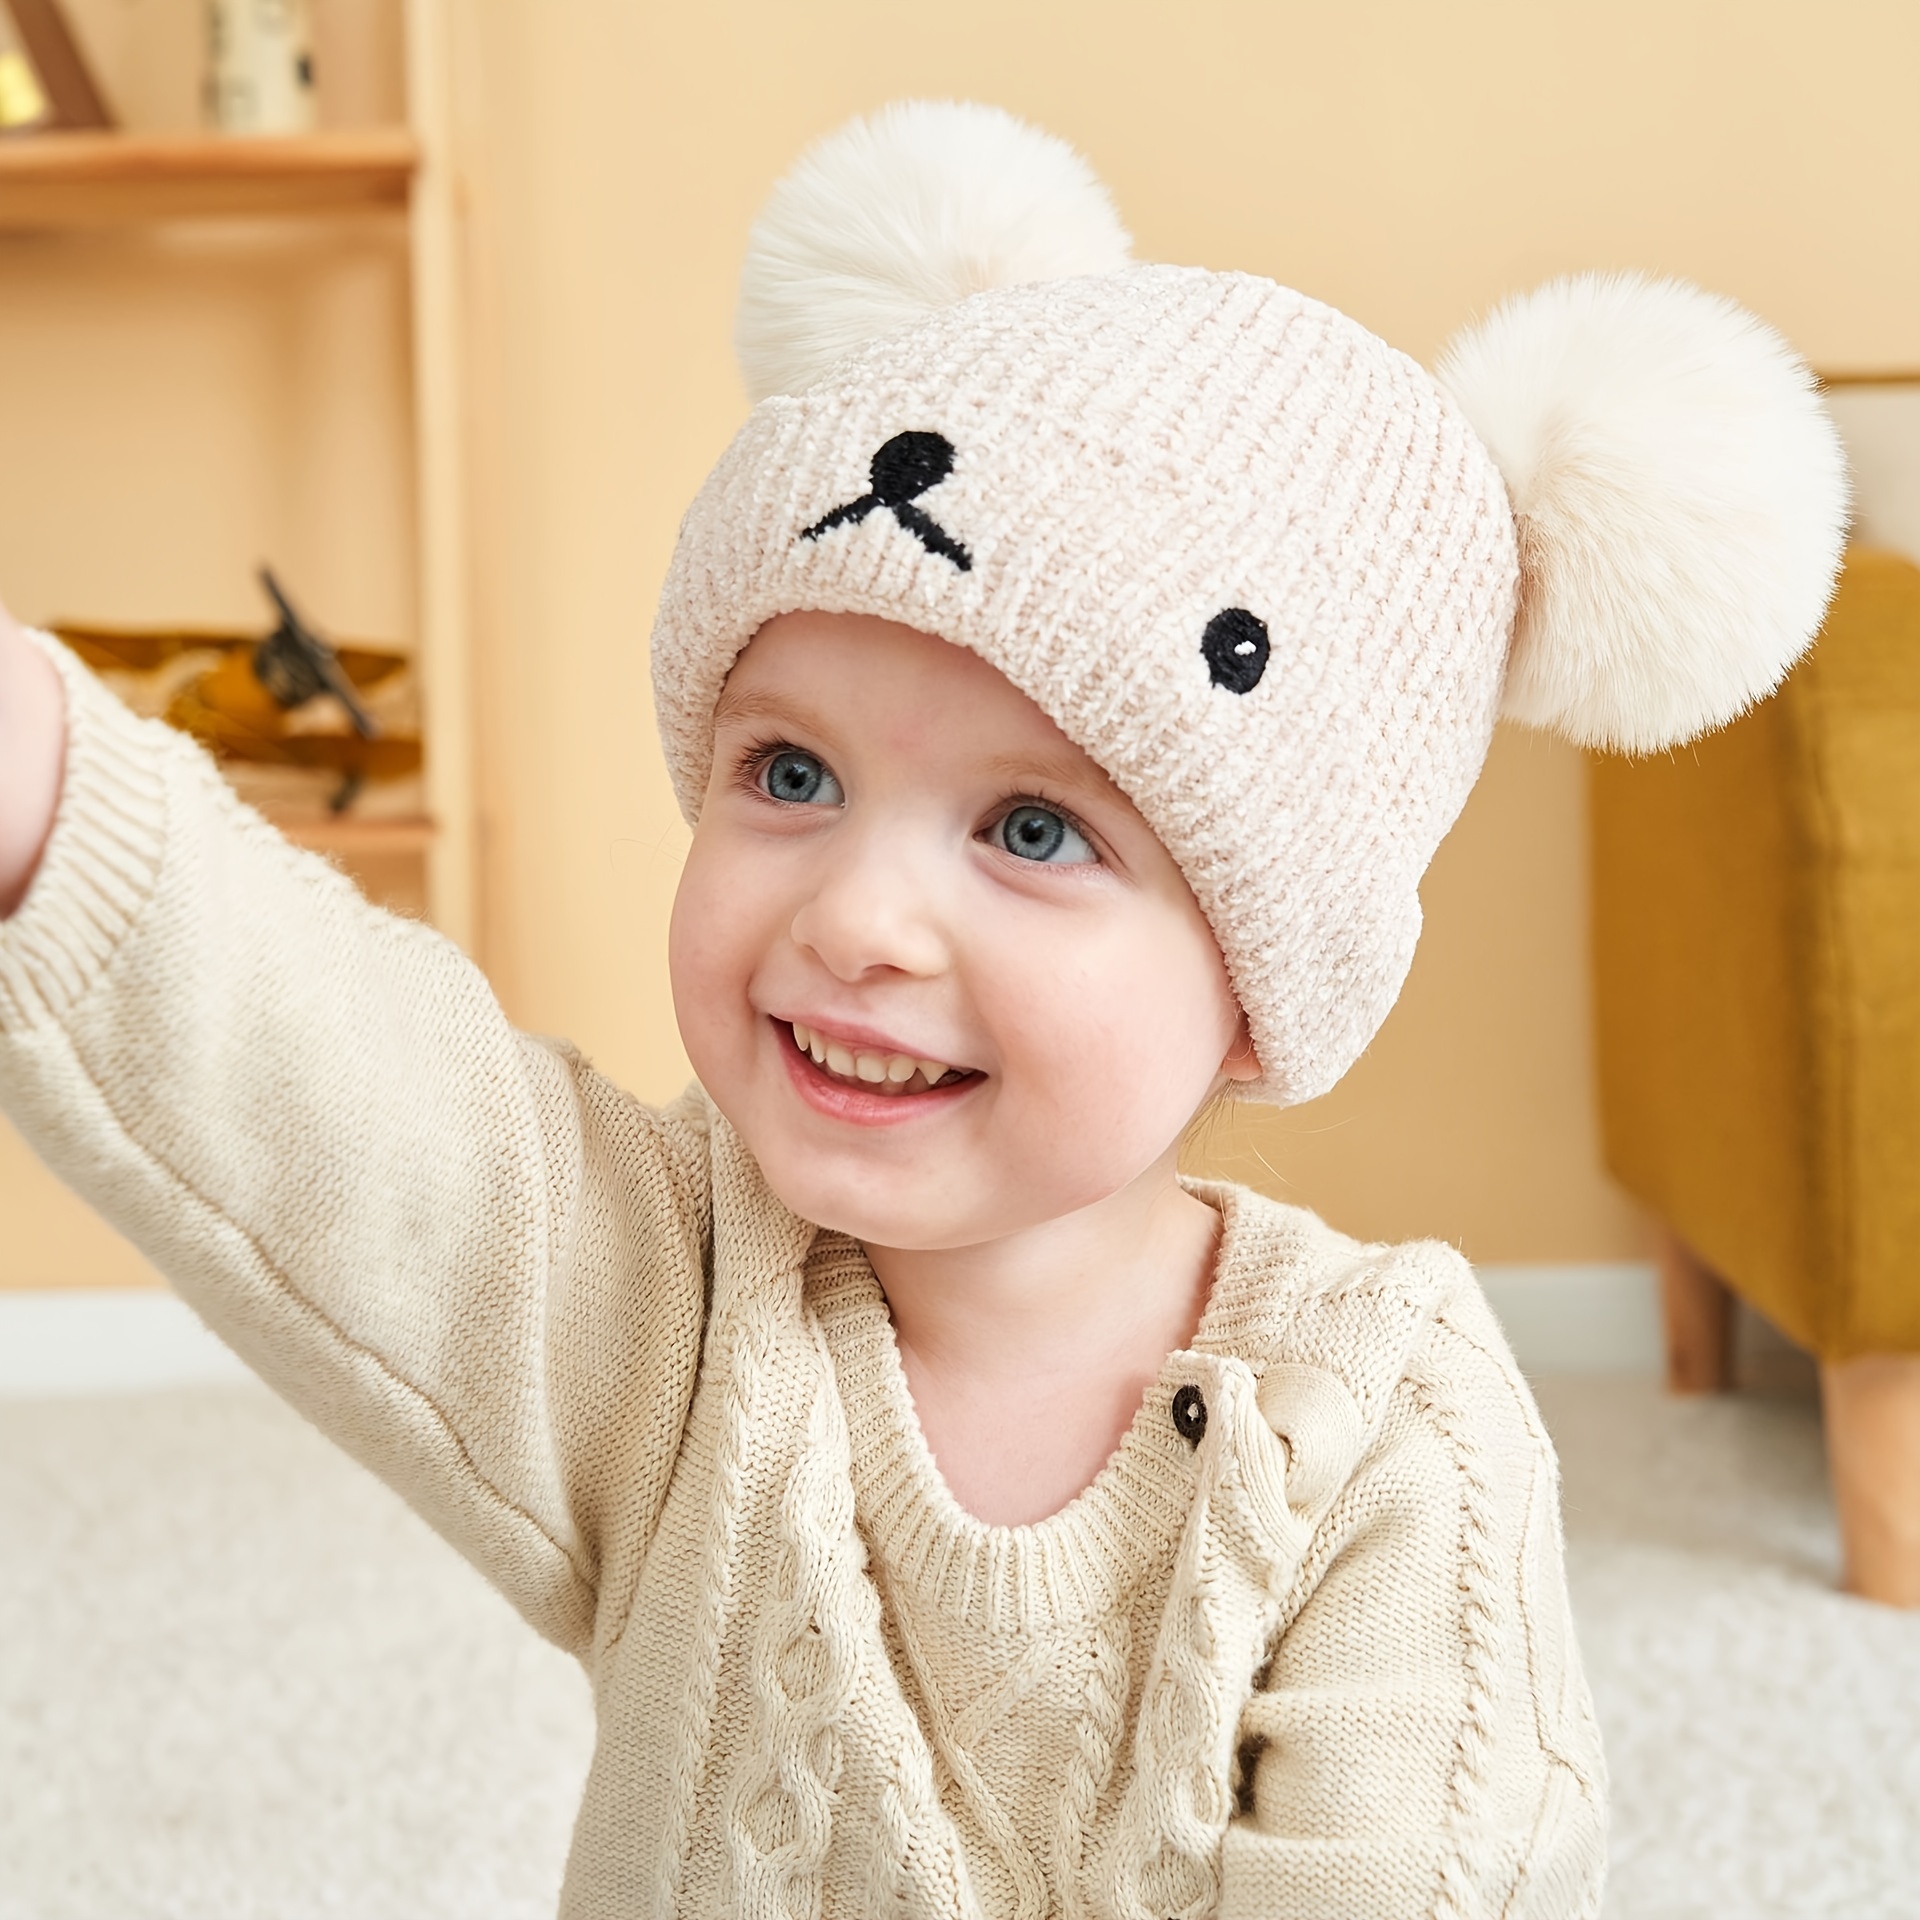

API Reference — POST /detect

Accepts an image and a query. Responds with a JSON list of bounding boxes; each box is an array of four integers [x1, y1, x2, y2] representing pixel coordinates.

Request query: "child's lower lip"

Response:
[[775, 1023, 981, 1126]]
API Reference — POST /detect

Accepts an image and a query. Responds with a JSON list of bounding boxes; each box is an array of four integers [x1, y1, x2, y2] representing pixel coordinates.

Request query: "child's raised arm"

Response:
[[0, 624, 714, 1659], [0, 605, 65, 917]]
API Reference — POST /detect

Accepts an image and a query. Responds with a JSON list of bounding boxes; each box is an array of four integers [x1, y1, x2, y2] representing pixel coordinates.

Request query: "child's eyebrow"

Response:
[[711, 683, 826, 735], [979, 746, 1120, 805]]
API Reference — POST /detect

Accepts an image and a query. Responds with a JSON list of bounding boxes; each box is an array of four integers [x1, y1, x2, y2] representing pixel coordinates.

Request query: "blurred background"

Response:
[[2, 7, 1918, 1915], [2, 0, 1914, 1301]]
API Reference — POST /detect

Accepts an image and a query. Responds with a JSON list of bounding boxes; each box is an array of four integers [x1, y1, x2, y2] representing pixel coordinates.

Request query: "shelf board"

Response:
[[0, 128, 418, 230], [277, 816, 436, 857], [1816, 368, 1920, 389]]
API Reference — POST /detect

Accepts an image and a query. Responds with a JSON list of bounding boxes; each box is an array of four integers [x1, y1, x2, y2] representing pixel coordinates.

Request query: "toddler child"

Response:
[[0, 101, 1846, 1920]]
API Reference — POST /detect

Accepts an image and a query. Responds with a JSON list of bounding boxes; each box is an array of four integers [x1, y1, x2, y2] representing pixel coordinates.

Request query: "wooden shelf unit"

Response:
[[0, 128, 419, 229], [0, 0, 474, 948], [0, 3, 471, 1287]]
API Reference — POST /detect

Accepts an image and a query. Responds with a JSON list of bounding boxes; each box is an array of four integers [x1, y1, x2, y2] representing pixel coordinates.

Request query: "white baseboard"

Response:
[[0, 1264, 1668, 1399], [1475, 1263, 1663, 1377], [0, 1290, 252, 1398]]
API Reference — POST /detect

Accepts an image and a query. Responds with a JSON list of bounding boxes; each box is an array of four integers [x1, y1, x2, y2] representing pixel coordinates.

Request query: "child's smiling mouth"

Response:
[[783, 1019, 977, 1098]]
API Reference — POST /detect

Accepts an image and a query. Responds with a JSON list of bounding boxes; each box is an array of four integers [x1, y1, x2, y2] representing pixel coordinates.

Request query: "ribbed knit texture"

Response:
[[0, 659, 1604, 1917], [0, 629, 171, 1032], [654, 267, 1519, 1105]]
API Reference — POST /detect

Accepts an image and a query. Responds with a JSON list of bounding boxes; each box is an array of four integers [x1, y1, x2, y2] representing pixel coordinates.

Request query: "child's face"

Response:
[[669, 612, 1252, 1251]]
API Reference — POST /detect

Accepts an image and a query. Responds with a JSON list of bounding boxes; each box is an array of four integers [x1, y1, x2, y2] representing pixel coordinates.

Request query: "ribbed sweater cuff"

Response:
[[0, 630, 173, 1032]]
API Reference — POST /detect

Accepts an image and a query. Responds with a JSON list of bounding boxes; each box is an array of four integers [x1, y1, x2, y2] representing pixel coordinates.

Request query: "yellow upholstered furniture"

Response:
[[1591, 546, 1920, 1604]]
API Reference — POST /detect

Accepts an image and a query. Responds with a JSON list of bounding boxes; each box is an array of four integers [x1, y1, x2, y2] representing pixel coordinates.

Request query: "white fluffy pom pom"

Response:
[[735, 100, 1131, 403], [1438, 273, 1849, 753]]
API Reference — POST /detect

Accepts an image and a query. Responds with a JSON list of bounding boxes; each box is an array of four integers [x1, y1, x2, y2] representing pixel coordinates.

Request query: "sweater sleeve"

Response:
[[1218, 1277, 1608, 1920], [0, 637, 713, 1661]]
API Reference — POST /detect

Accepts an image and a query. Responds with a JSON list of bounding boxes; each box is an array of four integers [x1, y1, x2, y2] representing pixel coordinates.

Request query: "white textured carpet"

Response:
[[1534, 1376, 1920, 1919], [0, 1388, 594, 1919], [1, 1376, 1916, 1918]]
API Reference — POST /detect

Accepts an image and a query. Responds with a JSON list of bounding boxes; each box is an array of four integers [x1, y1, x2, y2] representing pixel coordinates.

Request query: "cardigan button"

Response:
[[1171, 1382, 1208, 1445]]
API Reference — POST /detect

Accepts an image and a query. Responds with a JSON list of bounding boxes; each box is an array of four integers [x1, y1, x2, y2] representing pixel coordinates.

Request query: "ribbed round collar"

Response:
[[804, 1180, 1314, 1637]]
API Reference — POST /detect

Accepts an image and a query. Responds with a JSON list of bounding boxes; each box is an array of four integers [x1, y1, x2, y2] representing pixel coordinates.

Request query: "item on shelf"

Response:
[[0, 10, 46, 130], [56, 567, 421, 816], [0, 0, 111, 132], [206, 0, 315, 136]]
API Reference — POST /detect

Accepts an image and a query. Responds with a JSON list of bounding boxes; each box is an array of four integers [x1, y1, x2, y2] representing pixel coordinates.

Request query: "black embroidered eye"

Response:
[[1202, 607, 1270, 695]]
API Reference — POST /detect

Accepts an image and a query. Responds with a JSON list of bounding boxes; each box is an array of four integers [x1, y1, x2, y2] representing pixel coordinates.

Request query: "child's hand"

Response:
[[0, 600, 66, 919]]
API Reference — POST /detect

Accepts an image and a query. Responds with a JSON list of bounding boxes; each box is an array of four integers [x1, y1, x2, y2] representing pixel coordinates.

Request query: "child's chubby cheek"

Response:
[[666, 826, 777, 1108]]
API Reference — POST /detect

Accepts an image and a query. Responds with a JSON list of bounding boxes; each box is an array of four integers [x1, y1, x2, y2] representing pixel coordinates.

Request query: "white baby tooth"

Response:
[[885, 1055, 917, 1083], [826, 1043, 855, 1076], [854, 1051, 887, 1083], [791, 1021, 811, 1052], [809, 1033, 827, 1064], [917, 1061, 949, 1086]]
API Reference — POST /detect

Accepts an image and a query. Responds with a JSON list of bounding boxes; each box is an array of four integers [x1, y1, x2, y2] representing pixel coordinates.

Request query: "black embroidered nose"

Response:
[[799, 430, 973, 573], [869, 430, 955, 503], [1171, 1383, 1208, 1446], [1202, 607, 1270, 694]]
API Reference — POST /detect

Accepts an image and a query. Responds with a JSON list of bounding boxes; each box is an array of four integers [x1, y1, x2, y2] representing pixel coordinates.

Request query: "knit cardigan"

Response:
[[0, 641, 1607, 1919]]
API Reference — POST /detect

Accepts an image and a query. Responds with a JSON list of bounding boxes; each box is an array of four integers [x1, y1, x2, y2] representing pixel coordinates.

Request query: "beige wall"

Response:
[[0, 0, 413, 1286], [454, 0, 1918, 1262], [3, 0, 1915, 1282]]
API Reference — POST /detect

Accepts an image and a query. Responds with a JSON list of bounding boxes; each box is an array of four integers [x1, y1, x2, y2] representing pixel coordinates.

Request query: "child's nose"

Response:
[[787, 830, 950, 982]]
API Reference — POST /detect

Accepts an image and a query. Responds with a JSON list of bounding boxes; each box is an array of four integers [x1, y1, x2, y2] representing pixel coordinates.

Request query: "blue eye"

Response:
[[994, 803, 1096, 865], [760, 749, 843, 807]]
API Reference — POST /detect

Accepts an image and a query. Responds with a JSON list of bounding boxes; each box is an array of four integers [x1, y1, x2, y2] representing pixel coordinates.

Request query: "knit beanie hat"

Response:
[[653, 101, 1847, 1106]]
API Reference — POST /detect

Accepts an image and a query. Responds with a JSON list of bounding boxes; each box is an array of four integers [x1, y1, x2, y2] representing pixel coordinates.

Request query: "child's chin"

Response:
[[764, 1166, 923, 1243], [753, 1151, 967, 1248]]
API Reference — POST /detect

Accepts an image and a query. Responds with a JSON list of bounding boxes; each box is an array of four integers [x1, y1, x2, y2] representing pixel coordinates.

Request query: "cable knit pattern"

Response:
[[653, 266, 1519, 1105], [1099, 1356, 1317, 1920], [1106, 1504, 1231, 1919], [1051, 1612, 1132, 1920], [656, 1296, 766, 1913], [725, 1355, 860, 1917], [0, 662, 1606, 1917], [1407, 1349, 1515, 1920]]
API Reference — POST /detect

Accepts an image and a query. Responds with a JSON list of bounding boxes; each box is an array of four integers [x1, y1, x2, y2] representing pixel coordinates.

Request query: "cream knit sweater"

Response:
[[0, 644, 1607, 1919]]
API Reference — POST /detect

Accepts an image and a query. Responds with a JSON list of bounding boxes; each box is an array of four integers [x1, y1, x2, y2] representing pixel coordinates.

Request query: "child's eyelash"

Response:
[[987, 785, 1081, 826], [731, 735, 804, 793]]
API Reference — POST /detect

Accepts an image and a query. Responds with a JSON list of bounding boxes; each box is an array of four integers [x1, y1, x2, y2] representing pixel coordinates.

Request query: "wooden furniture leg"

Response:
[[1821, 1353, 1920, 1608], [1657, 1228, 1733, 1394]]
